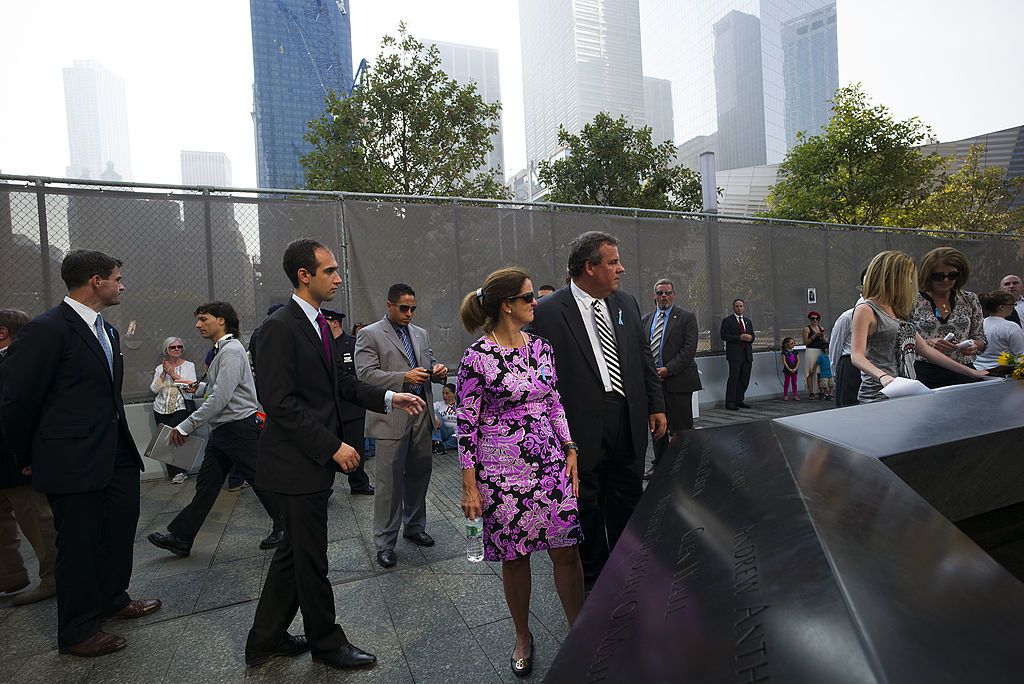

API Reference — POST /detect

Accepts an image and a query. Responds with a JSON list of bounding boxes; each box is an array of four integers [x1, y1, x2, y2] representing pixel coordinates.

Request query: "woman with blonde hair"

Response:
[[910, 247, 987, 388], [456, 267, 584, 678], [851, 251, 986, 403], [150, 336, 197, 482]]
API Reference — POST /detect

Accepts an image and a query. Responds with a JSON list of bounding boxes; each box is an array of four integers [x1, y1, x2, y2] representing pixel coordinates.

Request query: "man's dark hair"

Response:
[[733, 298, 745, 305], [0, 309, 30, 339], [539, 284, 556, 292], [567, 231, 619, 278], [194, 301, 241, 338], [282, 239, 326, 288], [444, 382, 456, 393], [388, 283, 416, 303], [60, 250, 122, 290]]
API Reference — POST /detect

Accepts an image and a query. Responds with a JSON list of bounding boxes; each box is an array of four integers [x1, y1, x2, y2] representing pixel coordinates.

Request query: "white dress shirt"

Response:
[[64, 295, 113, 351], [1015, 297, 1024, 324], [569, 280, 615, 392]]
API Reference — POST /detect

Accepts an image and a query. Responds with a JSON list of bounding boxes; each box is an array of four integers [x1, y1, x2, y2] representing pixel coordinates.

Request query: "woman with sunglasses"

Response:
[[150, 336, 197, 483], [802, 311, 828, 399], [457, 267, 584, 678], [910, 247, 987, 388]]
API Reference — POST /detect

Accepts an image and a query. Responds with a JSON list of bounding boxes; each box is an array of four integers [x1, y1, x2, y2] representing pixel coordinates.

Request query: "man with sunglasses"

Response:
[[642, 279, 701, 480], [355, 284, 447, 568]]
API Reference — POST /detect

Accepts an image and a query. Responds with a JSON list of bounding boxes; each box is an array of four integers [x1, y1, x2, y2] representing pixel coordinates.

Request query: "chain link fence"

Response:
[[2, 174, 1022, 402]]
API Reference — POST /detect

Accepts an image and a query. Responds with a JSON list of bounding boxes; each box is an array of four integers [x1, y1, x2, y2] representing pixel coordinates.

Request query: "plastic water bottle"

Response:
[[466, 517, 484, 562]]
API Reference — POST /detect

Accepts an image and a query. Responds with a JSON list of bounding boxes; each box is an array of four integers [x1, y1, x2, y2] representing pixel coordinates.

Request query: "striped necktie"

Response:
[[592, 300, 625, 396], [94, 314, 114, 377], [650, 309, 665, 364]]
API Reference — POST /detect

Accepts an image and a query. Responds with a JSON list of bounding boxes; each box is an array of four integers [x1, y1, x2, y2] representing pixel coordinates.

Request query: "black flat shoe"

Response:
[[402, 531, 435, 547], [350, 486, 375, 496], [510, 633, 534, 678], [313, 643, 377, 669], [376, 549, 396, 568], [736, 401, 752, 409], [259, 530, 284, 550], [147, 531, 192, 557], [245, 634, 310, 667]]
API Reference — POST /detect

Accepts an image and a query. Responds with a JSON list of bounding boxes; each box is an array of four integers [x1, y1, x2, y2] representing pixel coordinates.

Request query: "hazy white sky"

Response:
[[1, 0, 1021, 188]]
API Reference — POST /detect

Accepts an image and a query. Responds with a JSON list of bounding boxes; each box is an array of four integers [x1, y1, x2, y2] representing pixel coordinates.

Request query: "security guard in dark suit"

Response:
[[322, 309, 374, 495]]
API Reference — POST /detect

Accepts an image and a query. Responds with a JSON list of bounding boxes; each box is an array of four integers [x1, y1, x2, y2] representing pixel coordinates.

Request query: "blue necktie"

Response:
[[94, 314, 114, 377]]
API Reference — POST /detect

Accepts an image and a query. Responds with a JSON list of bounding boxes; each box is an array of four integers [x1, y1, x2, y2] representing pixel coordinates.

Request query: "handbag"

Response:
[[177, 385, 198, 415]]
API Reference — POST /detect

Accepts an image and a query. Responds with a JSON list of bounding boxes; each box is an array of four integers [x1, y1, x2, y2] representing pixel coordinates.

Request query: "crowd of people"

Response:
[[0, 233, 1020, 675]]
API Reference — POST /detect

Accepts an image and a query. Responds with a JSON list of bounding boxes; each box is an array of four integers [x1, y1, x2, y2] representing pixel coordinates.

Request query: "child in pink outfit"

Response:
[[781, 337, 800, 400]]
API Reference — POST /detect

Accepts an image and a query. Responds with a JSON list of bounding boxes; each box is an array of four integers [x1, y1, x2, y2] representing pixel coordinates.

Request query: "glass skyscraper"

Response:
[[62, 60, 132, 181], [249, 0, 353, 190], [639, 0, 838, 171]]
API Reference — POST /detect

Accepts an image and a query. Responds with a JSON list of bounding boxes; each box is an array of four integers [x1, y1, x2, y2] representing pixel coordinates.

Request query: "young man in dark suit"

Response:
[[531, 231, 667, 590], [245, 239, 424, 671], [0, 250, 161, 656], [642, 279, 702, 479], [720, 298, 755, 410]]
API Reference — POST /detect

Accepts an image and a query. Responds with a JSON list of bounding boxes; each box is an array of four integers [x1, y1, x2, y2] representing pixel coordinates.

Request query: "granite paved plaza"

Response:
[[0, 397, 831, 683]]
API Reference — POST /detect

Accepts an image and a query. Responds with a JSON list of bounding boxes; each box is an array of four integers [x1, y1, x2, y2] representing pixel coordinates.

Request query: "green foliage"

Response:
[[301, 23, 508, 199], [907, 144, 1024, 235], [764, 84, 946, 226], [537, 112, 704, 211]]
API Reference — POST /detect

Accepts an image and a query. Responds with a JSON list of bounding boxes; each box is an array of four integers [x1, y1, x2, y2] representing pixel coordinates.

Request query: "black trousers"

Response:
[[247, 489, 347, 656], [726, 358, 752, 405], [834, 355, 862, 407], [653, 390, 694, 465], [915, 360, 977, 389], [167, 416, 281, 542], [578, 393, 642, 585], [46, 439, 139, 648], [342, 416, 370, 491], [155, 409, 190, 477]]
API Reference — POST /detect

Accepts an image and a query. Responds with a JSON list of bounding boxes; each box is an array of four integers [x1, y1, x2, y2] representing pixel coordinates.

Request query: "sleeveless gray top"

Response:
[[858, 300, 918, 403]]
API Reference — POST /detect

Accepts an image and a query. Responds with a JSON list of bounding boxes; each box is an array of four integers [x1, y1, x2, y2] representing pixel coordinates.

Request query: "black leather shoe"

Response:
[[376, 549, 396, 568], [725, 403, 739, 411], [147, 531, 191, 557], [245, 634, 310, 667], [260, 530, 284, 550], [350, 486, 375, 496], [313, 643, 377, 669], [510, 633, 534, 677], [402, 531, 435, 547], [432, 441, 446, 455], [736, 401, 752, 409]]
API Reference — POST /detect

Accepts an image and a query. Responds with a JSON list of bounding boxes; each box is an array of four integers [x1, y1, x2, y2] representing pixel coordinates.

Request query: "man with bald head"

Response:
[[999, 275, 1024, 326]]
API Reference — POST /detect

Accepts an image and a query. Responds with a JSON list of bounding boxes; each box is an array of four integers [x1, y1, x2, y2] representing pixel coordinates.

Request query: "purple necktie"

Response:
[[315, 313, 333, 363]]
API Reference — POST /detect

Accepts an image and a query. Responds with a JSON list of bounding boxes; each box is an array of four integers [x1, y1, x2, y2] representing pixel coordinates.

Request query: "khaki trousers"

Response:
[[0, 485, 58, 591]]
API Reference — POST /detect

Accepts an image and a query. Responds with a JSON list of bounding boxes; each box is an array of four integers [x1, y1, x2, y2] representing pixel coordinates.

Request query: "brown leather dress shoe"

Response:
[[106, 598, 162, 619], [60, 631, 127, 657]]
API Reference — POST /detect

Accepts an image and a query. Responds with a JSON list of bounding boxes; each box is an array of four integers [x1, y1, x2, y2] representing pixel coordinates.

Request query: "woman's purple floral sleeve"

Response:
[[455, 346, 484, 470]]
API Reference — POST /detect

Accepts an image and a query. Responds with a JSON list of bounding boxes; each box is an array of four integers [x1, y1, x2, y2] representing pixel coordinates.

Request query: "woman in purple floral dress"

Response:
[[457, 267, 584, 678]]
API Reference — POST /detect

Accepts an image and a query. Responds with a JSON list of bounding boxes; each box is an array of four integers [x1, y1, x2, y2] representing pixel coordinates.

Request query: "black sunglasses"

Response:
[[168, 345, 183, 350], [930, 271, 960, 282], [809, 316, 820, 320], [506, 292, 537, 304], [654, 290, 674, 296], [396, 304, 417, 313]]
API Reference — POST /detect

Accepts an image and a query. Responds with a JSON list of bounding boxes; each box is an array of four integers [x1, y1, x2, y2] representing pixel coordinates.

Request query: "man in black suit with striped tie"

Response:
[[532, 231, 667, 591]]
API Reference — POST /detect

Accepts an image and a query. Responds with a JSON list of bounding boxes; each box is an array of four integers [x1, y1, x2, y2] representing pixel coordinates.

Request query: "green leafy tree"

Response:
[[764, 84, 946, 226], [907, 144, 1024, 235], [302, 24, 507, 198], [537, 112, 704, 211]]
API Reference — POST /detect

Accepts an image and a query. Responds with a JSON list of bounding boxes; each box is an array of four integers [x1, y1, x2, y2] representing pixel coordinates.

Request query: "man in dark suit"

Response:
[[0, 250, 160, 657], [720, 298, 755, 410], [245, 239, 424, 671], [532, 231, 667, 590], [322, 308, 374, 496], [642, 279, 702, 479], [999, 274, 1024, 327]]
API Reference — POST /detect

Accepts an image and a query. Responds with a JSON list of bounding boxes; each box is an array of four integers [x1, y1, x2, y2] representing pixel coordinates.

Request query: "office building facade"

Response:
[[640, 0, 838, 171], [250, 0, 353, 190], [181, 151, 233, 187], [62, 60, 133, 181], [643, 76, 674, 147], [428, 39, 505, 178], [519, 0, 647, 167]]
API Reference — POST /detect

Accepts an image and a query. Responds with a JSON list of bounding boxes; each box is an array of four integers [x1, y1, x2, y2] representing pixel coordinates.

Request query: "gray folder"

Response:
[[144, 425, 205, 471]]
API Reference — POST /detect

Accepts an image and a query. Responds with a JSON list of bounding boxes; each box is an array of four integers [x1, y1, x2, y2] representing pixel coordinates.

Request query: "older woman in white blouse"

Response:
[[151, 336, 197, 482]]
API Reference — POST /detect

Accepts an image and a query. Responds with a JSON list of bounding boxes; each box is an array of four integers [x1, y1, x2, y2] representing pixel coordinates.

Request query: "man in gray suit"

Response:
[[355, 284, 447, 568]]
